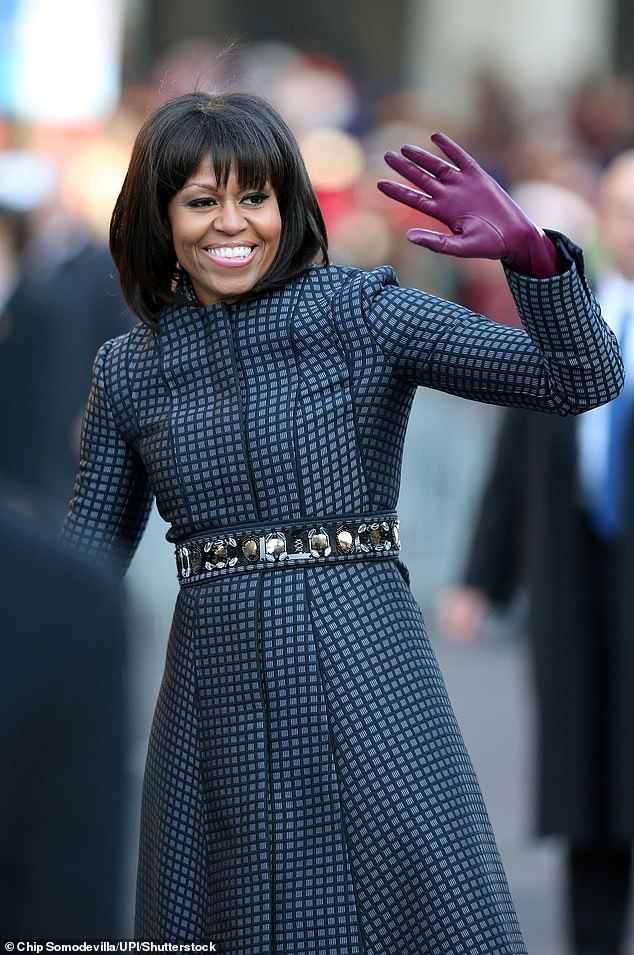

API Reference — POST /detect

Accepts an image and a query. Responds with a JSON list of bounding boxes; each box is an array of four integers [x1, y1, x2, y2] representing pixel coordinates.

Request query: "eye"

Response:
[[186, 197, 217, 209], [241, 192, 270, 207]]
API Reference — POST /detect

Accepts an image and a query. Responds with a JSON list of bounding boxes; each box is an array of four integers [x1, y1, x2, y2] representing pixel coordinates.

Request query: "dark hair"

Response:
[[109, 91, 329, 328]]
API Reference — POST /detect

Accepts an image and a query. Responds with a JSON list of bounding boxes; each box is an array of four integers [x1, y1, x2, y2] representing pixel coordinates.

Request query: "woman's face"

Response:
[[168, 157, 282, 305]]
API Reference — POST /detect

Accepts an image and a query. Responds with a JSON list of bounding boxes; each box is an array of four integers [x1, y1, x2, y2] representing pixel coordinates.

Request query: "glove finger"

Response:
[[399, 143, 460, 182], [429, 133, 477, 172], [382, 152, 442, 194], [407, 228, 497, 259], [377, 179, 438, 213], [406, 229, 466, 255]]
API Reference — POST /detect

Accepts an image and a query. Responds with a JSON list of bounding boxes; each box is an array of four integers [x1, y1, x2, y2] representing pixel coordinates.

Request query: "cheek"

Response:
[[172, 229, 197, 262], [269, 215, 283, 253], [267, 198, 282, 239], [168, 207, 195, 251]]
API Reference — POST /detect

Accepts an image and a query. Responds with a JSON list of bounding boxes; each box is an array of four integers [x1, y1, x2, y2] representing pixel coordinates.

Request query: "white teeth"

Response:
[[208, 246, 253, 259]]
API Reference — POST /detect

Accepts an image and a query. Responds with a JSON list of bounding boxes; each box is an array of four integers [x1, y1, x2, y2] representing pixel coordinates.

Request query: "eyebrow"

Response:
[[180, 180, 219, 191], [179, 180, 272, 193]]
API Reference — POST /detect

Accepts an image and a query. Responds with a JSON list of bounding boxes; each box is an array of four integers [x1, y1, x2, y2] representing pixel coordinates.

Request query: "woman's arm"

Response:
[[360, 255, 620, 415], [61, 338, 153, 575], [368, 134, 623, 413]]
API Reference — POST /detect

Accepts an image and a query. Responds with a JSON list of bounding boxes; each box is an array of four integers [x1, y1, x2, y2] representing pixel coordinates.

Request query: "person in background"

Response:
[[61, 90, 622, 952], [0, 149, 133, 528], [437, 149, 634, 955], [0, 500, 129, 939]]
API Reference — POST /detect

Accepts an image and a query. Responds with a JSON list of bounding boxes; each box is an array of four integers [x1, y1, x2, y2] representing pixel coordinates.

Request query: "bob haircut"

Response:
[[109, 91, 329, 328]]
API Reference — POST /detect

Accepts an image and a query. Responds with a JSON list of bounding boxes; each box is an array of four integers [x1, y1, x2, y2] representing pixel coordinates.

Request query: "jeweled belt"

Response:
[[175, 512, 400, 583]]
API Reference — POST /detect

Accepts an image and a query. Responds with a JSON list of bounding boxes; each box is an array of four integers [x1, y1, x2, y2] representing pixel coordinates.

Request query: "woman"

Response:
[[62, 91, 623, 952]]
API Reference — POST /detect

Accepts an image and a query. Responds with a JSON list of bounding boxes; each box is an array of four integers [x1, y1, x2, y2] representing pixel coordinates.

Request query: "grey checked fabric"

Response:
[[62, 234, 622, 953]]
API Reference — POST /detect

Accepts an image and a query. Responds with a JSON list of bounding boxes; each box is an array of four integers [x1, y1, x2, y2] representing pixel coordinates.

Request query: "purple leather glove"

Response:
[[377, 133, 562, 278]]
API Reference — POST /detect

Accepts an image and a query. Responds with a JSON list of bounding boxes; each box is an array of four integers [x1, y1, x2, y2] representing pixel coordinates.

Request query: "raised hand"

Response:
[[377, 133, 561, 278]]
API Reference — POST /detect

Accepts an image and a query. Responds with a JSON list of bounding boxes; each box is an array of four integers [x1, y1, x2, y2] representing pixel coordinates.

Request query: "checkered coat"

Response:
[[62, 235, 622, 953]]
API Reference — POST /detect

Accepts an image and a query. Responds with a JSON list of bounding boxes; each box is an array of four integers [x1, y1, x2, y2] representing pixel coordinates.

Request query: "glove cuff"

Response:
[[503, 225, 563, 278]]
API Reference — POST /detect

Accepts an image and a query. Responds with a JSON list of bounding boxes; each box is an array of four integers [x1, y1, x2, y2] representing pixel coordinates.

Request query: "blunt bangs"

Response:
[[156, 96, 290, 202]]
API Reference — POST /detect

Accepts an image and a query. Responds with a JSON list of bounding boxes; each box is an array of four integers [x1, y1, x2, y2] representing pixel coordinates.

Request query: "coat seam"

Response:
[[304, 568, 370, 955]]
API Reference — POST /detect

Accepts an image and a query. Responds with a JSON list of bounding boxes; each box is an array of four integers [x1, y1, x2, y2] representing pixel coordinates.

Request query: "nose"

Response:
[[214, 201, 246, 234]]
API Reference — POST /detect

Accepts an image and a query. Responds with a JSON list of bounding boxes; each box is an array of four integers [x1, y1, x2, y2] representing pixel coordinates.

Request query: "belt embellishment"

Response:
[[175, 517, 400, 580]]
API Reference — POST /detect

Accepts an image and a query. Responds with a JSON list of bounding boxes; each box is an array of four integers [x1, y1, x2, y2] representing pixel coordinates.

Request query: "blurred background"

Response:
[[1, 0, 634, 950]]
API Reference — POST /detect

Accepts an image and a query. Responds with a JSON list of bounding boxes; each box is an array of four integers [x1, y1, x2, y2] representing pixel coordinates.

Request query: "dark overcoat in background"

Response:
[[462, 407, 634, 843], [0, 501, 128, 938]]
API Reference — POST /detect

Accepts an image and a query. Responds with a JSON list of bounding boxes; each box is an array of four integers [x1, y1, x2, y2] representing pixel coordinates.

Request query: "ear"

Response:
[[170, 261, 183, 293]]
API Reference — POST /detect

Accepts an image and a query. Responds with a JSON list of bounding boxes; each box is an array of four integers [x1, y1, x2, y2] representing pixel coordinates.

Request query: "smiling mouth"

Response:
[[205, 245, 256, 264]]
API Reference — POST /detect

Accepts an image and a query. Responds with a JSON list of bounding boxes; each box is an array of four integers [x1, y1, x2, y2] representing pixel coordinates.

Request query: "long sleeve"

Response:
[[361, 234, 623, 415], [61, 338, 152, 575]]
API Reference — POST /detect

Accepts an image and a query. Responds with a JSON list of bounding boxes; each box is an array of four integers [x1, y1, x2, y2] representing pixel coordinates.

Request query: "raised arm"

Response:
[[369, 134, 624, 414]]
